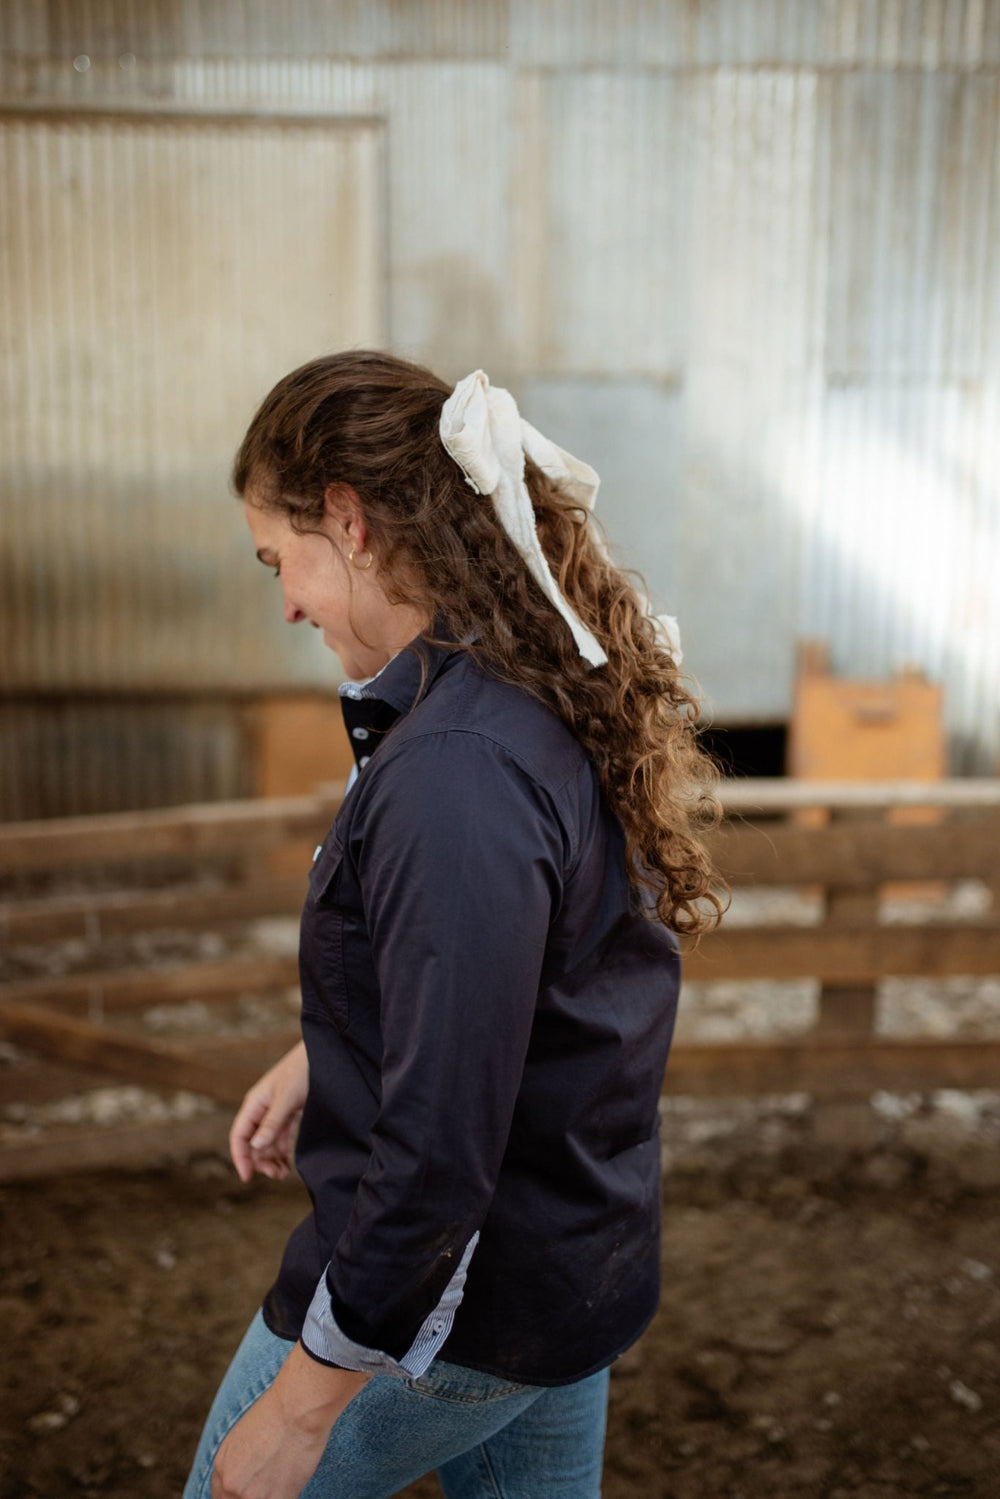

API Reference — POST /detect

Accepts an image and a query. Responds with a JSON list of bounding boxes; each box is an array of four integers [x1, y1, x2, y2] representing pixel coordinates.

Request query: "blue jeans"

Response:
[[183, 1309, 609, 1498]]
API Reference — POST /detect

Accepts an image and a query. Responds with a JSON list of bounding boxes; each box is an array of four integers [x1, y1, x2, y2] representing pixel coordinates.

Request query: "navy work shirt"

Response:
[[261, 626, 682, 1386]]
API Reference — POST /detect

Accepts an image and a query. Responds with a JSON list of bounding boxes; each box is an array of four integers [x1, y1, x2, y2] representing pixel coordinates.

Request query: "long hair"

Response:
[[233, 350, 726, 936]]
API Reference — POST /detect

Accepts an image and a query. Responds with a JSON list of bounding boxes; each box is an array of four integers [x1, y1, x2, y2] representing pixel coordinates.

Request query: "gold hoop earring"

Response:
[[348, 546, 374, 570]]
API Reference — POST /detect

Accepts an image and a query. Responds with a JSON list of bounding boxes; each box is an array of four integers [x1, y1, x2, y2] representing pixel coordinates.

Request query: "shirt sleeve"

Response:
[[299, 728, 571, 1377]]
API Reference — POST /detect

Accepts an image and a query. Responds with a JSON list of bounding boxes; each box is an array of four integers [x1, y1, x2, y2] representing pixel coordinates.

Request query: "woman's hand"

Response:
[[229, 1041, 309, 1183], [211, 1343, 368, 1499]]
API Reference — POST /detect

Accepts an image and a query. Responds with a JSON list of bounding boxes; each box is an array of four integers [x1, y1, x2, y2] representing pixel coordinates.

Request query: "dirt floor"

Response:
[[2, 1098, 999, 1499], [2, 878, 998, 1495]]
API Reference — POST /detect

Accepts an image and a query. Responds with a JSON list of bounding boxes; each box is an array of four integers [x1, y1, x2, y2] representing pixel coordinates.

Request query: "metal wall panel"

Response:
[[676, 67, 820, 721], [5, 0, 1000, 68], [511, 70, 688, 377], [826, 72, 997, 381], [797, 384, 1000, 773], [0, 110, 384, 691], [821, 0, 1000, 67], [375, 63, 513, 375], [808, 63, 1000, 772], [691, 0, 1000, 66], [510, 0, 1000, 68], [510, 0, 690, 67], [520, 377, 684, 616], [690, 0, 828, 65], [0, 697, 251, 820], [0, 1, 509, 60], [0, 1, 998, 809]]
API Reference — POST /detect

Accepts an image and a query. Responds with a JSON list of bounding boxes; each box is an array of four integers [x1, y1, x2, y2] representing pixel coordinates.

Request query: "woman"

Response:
[[184, 351, 724, 1499]]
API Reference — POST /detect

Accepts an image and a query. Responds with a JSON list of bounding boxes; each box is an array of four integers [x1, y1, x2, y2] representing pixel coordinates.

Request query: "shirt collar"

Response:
[[337, 613, 465, 772], [337, 613, 461, 715]]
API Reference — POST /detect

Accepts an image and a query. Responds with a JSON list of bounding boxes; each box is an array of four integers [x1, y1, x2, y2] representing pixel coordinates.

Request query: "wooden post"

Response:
[[811, 808, 881, 1143], [815, 809, 880, 1039], [787, 643, 947, 1143]]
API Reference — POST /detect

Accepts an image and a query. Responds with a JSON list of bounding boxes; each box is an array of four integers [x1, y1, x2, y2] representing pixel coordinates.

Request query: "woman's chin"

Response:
[[327, 638, 365, 682]]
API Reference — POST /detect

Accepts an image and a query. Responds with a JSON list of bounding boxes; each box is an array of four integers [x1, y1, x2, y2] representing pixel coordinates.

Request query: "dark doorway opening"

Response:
[[696, 723, 787, 779]]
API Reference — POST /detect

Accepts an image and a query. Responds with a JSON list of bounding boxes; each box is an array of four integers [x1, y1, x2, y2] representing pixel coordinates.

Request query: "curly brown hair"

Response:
[[233, 350, 726, 936]]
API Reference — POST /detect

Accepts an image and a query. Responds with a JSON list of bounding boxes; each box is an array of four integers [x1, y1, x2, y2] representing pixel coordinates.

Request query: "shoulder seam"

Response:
[[366, 723, 589, 802]]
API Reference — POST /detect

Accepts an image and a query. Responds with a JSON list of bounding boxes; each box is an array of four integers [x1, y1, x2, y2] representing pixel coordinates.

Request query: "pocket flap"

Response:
[[307, 829, 345, 905]]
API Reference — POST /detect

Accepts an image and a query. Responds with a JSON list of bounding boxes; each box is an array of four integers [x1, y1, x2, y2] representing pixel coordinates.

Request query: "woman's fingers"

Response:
[[247, 1088, 299, 1150], [270, 1113, 302, 1170], [248, 1112, 302, 1180], [232, 1098, 302, 1182], [229, 1085, 273, 1182], [228, 1045, 309, 1183]]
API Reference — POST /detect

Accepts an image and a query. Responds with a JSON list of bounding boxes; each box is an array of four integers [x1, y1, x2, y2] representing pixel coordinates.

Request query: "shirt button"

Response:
[[432, 1320, 445, 1335], [351, 726, 369, 741]]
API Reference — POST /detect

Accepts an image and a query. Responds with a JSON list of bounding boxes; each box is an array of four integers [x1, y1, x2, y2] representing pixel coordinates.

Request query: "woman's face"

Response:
[[242, 492, 426, 682]]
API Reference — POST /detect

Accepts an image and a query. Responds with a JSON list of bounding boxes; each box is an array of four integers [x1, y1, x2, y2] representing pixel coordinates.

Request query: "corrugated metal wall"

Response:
[[0, 695, 252, 821], [1, 110, 383, 689], [1, 0, 998, 817]]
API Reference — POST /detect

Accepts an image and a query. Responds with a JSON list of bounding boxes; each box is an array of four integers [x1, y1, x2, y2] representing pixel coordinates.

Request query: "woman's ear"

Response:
[[323, 482, 368, 552]]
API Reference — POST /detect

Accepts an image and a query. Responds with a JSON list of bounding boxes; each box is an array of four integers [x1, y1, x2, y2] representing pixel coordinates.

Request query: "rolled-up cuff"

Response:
[[300, 1232, 480, 1380]]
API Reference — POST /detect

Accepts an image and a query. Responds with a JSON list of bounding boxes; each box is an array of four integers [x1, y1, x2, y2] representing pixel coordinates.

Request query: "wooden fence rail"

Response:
[[0, 786, 345, 870], [1, 779, 997, 1177]]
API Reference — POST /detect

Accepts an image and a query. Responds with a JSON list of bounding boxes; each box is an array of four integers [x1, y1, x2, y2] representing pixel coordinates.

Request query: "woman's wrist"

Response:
[[272, 1340, 369, 1435]]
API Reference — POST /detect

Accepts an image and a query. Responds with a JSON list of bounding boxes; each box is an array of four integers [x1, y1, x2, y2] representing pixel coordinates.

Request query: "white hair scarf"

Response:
[[439, 370, 681, 669]]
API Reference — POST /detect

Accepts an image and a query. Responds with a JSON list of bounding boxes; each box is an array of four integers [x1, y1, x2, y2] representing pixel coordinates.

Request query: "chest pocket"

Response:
[[307, 831, 345, 906], [301, 831, 354, 1031]]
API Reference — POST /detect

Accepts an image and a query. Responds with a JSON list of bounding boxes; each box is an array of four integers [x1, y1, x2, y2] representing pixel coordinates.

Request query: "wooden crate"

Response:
[[249, 693, 354, 874], [788, 639, 946, 900], [789, 640, 946, 785]]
